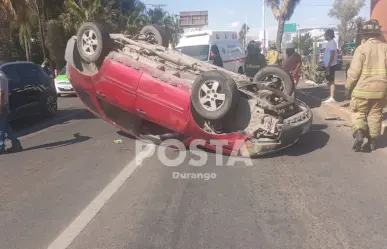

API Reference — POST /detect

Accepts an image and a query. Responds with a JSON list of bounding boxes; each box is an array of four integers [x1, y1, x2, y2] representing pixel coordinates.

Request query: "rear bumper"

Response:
[[55, 83, 76, 94]]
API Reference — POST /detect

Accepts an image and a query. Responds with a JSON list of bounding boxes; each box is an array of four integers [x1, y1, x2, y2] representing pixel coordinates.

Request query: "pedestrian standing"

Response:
[[0, 71, 23, 154], [282, 42, 302, 84], [322, 29, 339, 103], [345, 19, 387, 152], [266, 44, 279, 65]]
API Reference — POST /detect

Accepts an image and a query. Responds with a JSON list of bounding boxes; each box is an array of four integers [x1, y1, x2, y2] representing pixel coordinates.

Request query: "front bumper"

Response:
[[239, 100, 313, 157]]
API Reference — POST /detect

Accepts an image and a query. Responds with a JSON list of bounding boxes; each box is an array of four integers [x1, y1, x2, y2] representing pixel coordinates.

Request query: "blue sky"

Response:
[[142, 0, 371, 39]]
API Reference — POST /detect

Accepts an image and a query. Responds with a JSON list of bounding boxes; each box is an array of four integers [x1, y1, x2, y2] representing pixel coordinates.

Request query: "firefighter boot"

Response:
[[352, 129, 366, 152], [369, 137, 378, 151]]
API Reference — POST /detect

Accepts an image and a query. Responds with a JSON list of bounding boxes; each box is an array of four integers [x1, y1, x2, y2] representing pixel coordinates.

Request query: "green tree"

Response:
[[265, 0, 301, 52], [59, 0, 113, 34], [147, 7, 168, 26], [292, 33, 313, 55], [45, 19, 67, 70], [163, 14, 182, 48], [0, 0, 30, 62], [328, 0, 365, 46]]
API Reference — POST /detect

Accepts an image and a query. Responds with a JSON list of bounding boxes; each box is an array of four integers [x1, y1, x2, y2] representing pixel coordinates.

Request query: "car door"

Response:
[[16, 64, 44, 112], [135, 70, 190, 132], [0, 64, 25, 117], [94, 58, 143, 133]]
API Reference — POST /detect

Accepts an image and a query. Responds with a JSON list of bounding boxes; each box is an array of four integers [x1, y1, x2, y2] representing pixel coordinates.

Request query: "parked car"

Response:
[[0, 61, 58, 121], [65, 22, 312, 157], [55, 65, 76, 96]]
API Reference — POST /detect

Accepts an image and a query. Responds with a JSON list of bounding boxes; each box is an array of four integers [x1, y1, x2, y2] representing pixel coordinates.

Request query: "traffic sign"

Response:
[[284, 23, 297, 33]]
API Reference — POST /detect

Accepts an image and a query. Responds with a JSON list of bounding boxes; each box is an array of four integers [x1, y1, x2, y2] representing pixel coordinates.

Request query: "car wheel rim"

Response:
[[261, 74, 285, 91], [145, 32, 157, 44], [82, 29, 98, 56], [198, 80, 226, 112], [46, 96, 57, 114]]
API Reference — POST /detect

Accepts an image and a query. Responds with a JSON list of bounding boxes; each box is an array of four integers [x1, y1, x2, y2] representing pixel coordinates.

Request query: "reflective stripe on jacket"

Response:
[[245, 54, 267, 77], [346, 37, 387, 99]]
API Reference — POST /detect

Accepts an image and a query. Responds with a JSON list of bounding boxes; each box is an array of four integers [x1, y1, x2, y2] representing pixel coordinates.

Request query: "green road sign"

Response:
[[284, 23, 297, 33]]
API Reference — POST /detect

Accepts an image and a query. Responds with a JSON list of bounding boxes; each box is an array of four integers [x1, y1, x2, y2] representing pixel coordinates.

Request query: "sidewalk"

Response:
[[297, 79, 387, 135]]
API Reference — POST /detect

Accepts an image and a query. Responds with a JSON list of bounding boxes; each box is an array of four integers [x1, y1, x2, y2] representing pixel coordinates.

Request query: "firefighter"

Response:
[[245, 40, 267, 78], [266, 43, 279, 65], [346, 19, 387, 152]]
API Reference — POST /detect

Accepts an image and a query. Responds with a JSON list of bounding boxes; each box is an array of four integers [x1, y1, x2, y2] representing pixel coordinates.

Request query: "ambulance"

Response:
[[175, 30, 246, 74]]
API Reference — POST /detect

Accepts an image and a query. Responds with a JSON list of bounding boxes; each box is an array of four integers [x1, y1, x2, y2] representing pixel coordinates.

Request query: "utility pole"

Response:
[[245, 12, 248, 49], [262, 2, 266, 51]]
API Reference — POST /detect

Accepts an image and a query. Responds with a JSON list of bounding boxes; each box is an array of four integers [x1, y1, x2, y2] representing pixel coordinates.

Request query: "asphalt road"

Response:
[[1, 93, 387, 249]]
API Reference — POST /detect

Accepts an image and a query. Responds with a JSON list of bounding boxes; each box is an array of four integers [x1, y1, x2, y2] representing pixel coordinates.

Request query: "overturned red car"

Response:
[[64, 22, 312, 157]]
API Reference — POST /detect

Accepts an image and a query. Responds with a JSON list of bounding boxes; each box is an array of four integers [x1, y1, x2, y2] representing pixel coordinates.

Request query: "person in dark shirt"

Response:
[[210, 45, 223, 68], [245, 40, 267, 78]]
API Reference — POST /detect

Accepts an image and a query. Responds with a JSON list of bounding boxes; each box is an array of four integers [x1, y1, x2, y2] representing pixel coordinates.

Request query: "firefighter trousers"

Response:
[[350, 97, 387, 137]]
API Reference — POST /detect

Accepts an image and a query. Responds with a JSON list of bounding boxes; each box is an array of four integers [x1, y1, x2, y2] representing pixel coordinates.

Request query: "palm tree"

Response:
[[265, 0, 301, 52], [292, 32, 313, 55], [60, 0, 108, 34], [163, 14, 181, 48], [147, 7, 168, 26], [0, 0, 30, 62], [239, 23, 250, 48]]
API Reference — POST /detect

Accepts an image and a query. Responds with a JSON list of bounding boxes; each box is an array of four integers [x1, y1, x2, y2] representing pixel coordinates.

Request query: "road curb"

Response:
[[298, 90, 387, 135]]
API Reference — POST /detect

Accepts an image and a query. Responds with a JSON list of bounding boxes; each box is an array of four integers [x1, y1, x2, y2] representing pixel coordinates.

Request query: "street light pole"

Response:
[[245, 12, 248, 48], [262, 1, 266, 51]]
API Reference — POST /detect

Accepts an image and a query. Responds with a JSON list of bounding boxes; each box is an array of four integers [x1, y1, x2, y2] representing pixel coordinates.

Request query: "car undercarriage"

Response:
[[65, 22, 313, 156]]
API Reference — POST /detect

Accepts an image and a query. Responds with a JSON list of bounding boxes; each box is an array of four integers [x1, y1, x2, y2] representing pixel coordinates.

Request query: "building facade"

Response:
[[179, 11, 208, 33], [370, 0, 387, 41]]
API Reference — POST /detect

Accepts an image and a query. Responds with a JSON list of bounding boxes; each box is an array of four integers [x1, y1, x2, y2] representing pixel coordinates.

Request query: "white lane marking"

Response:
[[46, 143, 156, 249]]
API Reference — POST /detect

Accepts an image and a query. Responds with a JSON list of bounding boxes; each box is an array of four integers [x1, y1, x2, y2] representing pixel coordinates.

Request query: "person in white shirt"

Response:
[[322, 29, 339, 103]]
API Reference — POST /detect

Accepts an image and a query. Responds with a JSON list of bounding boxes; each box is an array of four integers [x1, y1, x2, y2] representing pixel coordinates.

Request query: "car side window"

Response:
[[17, 64, 41, 86], [0, 65, 21, 90]]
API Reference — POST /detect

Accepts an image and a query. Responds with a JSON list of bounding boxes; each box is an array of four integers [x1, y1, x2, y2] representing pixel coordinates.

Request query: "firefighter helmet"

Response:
[[360, 19, 382, 35]]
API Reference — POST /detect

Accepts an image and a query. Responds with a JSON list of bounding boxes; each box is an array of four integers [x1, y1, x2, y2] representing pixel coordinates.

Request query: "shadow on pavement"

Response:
[[299, 84, 347, 102], [22, 133, 91, 151], [282, 130, 330, 156], [295, 90, 322, 109], [12, 109, 97, 138], [377, 126, 387, 150]]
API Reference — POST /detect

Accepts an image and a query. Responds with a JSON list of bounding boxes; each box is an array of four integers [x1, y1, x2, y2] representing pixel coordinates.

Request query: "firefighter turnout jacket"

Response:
[[346, 37, 387, 99], [245, 54, 267, 78]]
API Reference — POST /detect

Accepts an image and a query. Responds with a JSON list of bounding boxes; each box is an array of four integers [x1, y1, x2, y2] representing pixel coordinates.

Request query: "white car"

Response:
[[54, 66, 76, 96]]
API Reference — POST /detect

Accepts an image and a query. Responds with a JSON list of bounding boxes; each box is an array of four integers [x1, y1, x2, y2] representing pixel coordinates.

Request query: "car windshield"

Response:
[[59, 66, 67, 75], [176, 45, 210, 61]]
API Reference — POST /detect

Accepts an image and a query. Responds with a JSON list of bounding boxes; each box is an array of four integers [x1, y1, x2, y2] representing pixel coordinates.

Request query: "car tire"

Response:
[[253, 65, 295, 96], [41, 95, 58, 118], [191, 70, 239, 121], [76, 22, 111, 64], [140, 24, 169, 47]]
